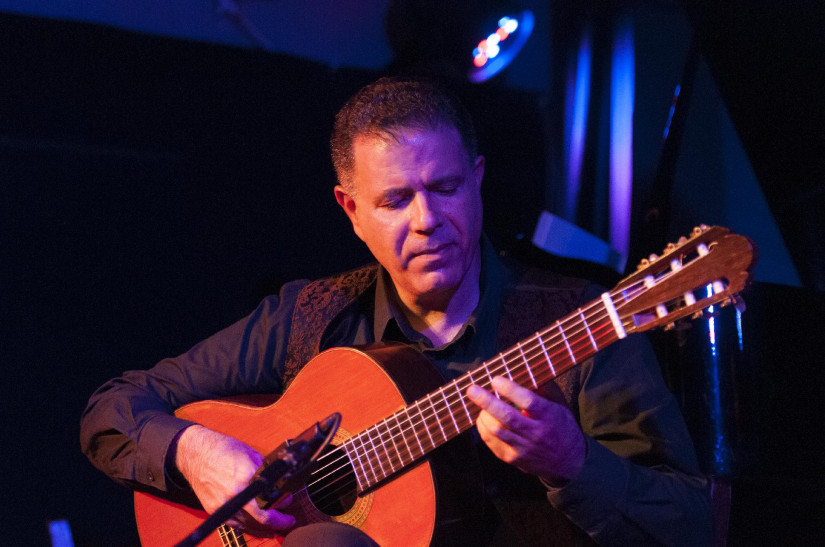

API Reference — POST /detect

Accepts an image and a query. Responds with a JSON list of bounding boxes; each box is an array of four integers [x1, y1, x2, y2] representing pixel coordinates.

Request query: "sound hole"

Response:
[[306, 444, 358, 517]]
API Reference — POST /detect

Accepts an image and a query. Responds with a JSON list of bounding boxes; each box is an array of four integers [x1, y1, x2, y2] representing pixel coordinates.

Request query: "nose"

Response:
[[409, 192, 440, 234]]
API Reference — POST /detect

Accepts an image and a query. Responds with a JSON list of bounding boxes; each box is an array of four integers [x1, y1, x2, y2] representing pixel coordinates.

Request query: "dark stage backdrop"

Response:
[[2, 11, 823, 547]]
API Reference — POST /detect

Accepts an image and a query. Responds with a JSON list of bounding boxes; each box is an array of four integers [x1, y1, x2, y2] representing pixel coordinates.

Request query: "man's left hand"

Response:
[[467, 376, 586, 485]]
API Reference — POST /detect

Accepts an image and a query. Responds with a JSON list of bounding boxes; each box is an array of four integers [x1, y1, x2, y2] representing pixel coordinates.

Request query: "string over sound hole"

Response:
[[306, 445, 358, 516]]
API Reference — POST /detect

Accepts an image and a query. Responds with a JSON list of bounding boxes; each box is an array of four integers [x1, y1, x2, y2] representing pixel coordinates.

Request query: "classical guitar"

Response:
[[134, 225, 756, 546]]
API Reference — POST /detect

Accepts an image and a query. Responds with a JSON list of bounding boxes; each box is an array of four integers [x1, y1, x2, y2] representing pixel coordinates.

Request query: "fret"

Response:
[[536, 334, 556, 377], [374, 422, 396, 474], [464, 369, 477, 390], [558, 321, 575, 362], [517, 340, 538, 388], [455, 377, 474, 423], [441, 389, 460, 434], [405, 406, 426, 456], [342, 440, 367, 491], [580, 309, 599, 351], [426, 394, 448, 443], [392, 412, 414, 464], [483, 364, 500, 398], [384, 415, 403, 467], [356, 433, 378, 486], [364, 427, 387, 479], [413, 399, 437, 451], [500, 352, 514, 381]]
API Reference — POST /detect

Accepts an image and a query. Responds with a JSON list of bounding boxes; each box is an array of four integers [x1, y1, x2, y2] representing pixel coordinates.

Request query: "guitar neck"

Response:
[[342, 294, 626, 492]]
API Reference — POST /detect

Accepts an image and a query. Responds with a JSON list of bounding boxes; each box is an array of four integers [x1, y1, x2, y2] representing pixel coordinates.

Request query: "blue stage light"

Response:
[[468, 9, 534, 83]]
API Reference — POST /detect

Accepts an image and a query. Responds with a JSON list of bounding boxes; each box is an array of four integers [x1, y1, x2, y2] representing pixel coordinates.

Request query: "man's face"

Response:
[[335, 125, 485, 307]]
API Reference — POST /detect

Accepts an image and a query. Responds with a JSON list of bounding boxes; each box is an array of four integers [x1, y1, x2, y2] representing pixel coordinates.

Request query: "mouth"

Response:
[[406, 243, 455, 268], [412, 243, 451, 257]]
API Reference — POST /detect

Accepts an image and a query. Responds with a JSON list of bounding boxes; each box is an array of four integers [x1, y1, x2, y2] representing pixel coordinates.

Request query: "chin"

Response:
[[412, 271, 462, 296]]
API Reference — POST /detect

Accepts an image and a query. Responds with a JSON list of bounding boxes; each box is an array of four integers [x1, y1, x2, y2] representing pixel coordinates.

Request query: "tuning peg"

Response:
[[648, 253, 659, 262], [678, 236, 688, 245], [664, 242, 677, 253], [664, 322, 676, 331], [692, 225, 710, 237], [691, 310, 704, 320]]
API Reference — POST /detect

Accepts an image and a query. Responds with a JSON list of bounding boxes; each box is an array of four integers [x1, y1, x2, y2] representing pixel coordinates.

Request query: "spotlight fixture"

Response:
[[468, 9, 534, 83]]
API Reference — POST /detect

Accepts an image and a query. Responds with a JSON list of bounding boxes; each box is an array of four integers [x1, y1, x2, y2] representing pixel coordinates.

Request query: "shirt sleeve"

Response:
[[544, 332, 713, 546], [79, 280, 308, 493]]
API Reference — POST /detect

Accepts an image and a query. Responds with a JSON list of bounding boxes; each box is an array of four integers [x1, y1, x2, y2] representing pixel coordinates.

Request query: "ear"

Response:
[[472, 155, 485, 190], [334, 185, 365, 242]]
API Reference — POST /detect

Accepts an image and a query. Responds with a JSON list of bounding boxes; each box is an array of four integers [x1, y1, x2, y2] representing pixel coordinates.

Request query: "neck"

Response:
[[398, 250, 482, 347]]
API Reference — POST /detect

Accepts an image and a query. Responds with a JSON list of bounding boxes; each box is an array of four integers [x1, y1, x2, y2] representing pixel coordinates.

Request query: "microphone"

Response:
[[175, 412, 341, 547], [253, 412, 341, 509]]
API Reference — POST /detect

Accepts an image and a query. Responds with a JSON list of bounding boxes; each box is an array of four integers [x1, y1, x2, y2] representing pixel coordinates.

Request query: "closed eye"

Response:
[[382, 198, 407, 209], [379, 191, 412, 209], [428, 177, 463, 195]]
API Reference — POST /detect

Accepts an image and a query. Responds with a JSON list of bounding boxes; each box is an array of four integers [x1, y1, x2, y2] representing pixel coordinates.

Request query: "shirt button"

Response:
[[147, 471, 155, 482]]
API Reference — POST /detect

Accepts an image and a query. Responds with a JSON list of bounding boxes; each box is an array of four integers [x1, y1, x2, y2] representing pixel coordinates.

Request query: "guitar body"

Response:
[[135, 344, 484, 547]]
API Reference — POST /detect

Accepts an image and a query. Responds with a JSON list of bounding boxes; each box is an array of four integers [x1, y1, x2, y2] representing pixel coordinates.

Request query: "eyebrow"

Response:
[[378, 186, 410, 199], [374, 175, 465, 204], [425, 175, 463, 189]]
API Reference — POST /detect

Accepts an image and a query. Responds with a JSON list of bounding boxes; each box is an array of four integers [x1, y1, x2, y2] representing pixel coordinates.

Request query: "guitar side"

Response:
[[135, 344, 479, 547]]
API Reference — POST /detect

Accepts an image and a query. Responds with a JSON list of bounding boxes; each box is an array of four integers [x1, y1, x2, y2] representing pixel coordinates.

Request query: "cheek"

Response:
[[449, 198, 482, 236], [364, 214, 407, 260]]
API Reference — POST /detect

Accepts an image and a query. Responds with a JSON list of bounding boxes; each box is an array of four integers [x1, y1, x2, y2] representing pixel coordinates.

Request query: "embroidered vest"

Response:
[[282, 262, 588, 414]]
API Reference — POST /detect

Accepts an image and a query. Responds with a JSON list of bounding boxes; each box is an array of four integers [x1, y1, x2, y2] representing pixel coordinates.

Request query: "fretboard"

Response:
[[341, 293, 626, 492]]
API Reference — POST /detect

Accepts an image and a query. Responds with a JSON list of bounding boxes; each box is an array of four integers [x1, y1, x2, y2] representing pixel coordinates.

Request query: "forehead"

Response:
[[351, 125, 470, 186]]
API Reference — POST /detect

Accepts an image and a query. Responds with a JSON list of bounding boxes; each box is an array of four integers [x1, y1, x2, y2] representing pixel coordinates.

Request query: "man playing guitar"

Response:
[[81, 77, 713, 546]]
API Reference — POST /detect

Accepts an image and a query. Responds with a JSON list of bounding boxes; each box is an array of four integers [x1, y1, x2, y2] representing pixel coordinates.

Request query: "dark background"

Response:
[[2, 2, 823, 545]]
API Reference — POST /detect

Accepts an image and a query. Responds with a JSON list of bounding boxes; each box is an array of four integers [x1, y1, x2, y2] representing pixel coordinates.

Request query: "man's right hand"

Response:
[[175, 424, 296, 537]]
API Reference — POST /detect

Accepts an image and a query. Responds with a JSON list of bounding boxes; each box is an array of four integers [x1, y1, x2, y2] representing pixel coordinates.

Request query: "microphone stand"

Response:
[[175, 412, 341, 547]]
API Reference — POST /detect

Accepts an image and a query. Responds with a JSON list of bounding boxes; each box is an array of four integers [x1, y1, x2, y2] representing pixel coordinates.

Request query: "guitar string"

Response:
[[301, 276, 667, 507], [309, 276, 655, 499], [330, 278, 656, 492], [303, 307, 625, 506], [303, 278, 653, 501], [312, 272, 696, 508], [302, 318, 621, 509]]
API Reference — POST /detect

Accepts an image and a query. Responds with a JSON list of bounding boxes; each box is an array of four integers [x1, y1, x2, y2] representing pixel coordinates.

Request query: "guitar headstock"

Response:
[[613, 225, 758, 334]]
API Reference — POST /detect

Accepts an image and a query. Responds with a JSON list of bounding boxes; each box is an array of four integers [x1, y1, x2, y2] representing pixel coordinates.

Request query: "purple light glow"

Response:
[[608, 17, 634, 257], [564, 29, 592, 221]]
